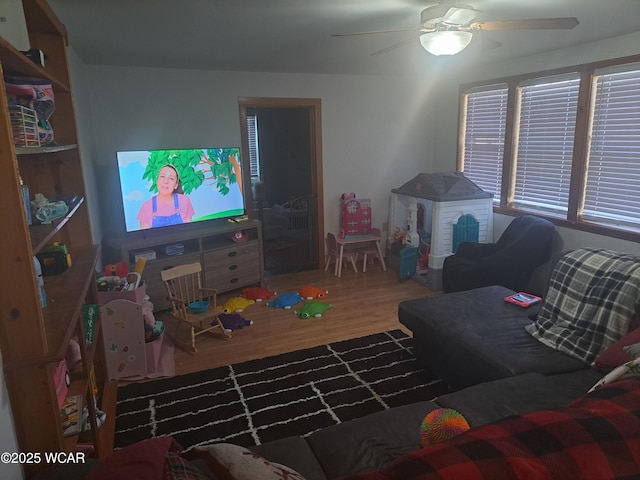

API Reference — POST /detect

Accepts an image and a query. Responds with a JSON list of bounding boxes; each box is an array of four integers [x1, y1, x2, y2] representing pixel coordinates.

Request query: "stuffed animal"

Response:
[[266, 292, 304, 309], [216, 313, 253, 333], [298, 285, 328, 300], [294, 301, 332, 319], [220, 296, 255, 313], [103, 261, 128, 278], [241, 287, 277, 302]]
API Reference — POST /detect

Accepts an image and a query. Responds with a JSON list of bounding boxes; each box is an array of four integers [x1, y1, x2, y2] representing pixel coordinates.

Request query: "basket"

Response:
[[9, 105, 40, 147]]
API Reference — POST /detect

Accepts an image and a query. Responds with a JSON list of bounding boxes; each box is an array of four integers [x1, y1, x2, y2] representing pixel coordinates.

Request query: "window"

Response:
[[460, 84, 507, 203], [459, 56, 640, 239], [512, 75, 580, 216], [247, 114, 260, 180], [583, 65, 640, 230]]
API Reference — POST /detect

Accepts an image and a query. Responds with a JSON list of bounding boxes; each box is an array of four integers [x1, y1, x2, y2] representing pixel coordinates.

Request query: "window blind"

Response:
[[583, 67, 640, 231], [461, 84, 508, 202], [247, 115, 260, 178], [512, 75, 580, 215]]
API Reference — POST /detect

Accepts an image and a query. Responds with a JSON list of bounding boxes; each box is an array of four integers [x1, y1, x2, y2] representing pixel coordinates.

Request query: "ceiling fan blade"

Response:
[[371, 35, 423, 56], [471, 17, 579, 31], [442, 6, 481, 26], [332, 28, 426, 37]]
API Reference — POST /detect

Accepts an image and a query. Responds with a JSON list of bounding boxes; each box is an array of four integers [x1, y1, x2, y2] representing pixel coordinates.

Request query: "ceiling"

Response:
[[48, 0, 640, 76]]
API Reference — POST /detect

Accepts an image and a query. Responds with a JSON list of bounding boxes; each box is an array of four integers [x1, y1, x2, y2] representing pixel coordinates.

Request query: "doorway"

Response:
[[238, 97, 324, 275]]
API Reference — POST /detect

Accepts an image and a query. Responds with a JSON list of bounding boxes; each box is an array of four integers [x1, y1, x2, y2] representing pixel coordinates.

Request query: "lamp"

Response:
[[420, 31, 473, 56]]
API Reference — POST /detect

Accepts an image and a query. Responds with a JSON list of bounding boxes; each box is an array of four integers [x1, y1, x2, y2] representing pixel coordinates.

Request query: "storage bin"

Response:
[[97, 281, 146, 305], [399, 247, 418, 280]]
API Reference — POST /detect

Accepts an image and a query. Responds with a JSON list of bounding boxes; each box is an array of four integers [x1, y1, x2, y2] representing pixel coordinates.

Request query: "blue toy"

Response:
[[266, 292, 304, 309]]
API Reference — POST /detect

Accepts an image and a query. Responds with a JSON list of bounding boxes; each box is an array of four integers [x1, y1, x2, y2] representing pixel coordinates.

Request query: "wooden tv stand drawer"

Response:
[[203, 241, 261, 292]]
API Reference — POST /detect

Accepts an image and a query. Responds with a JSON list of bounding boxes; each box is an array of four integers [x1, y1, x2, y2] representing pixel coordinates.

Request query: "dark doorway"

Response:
[[239, 98, 324, 276]]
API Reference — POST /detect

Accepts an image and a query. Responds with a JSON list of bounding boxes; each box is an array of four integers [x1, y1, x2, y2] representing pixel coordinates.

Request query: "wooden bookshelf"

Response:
[[0, 1, 115, 476]]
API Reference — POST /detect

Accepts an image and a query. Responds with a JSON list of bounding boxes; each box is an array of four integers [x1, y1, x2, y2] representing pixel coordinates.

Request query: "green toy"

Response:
[[294, 301, 332, 319]]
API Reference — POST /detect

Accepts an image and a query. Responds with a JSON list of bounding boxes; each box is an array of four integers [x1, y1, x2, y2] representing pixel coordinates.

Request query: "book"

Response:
[[60, 394, 82, 437]]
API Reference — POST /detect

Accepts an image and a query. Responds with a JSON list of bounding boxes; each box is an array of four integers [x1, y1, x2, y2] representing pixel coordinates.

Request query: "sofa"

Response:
[[34, 248, 640, 480]]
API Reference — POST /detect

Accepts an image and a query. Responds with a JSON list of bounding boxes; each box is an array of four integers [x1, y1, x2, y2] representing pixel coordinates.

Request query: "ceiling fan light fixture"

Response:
[[420, 30, 473, 56]]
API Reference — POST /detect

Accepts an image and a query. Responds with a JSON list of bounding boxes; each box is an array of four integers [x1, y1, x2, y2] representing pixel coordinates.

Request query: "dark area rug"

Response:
[[114, 329, 449, 451]]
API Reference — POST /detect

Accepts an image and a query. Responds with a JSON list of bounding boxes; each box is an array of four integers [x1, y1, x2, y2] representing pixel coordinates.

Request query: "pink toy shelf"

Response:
[[340, 193, 372, 238]]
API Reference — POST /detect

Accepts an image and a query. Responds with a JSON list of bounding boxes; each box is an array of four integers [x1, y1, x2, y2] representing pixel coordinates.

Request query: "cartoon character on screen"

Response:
[[137, 164, 195, 229]]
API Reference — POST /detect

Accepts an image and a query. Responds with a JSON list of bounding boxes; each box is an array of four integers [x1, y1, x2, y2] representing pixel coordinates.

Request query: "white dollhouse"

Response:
[[388, 172, 494, 290]]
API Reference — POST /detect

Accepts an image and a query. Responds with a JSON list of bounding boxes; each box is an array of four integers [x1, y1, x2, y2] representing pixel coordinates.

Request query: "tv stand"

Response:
[[103, 220, 264, 311]]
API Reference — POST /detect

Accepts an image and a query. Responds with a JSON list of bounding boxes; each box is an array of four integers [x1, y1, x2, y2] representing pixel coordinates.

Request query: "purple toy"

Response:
[[215, 313, 253, 333]]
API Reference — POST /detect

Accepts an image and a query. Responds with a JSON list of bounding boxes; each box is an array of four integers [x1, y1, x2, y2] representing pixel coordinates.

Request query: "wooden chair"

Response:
[[325, 232, 358, 276], [359, 228, 385, 272], [161, 262, 230, 354]]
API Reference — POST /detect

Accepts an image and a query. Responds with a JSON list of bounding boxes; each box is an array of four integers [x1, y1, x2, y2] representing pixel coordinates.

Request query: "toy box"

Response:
[[97, 281, 146, 306]]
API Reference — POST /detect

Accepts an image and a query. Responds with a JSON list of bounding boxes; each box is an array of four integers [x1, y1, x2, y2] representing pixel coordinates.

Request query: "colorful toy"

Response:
[[420, 408, 470, 447], [103, 261, 128, 278], [266, 292, 304, 309], [216, 313, 253, 333], [297, 285, 329, 300], [241, 287, 277, 302], [220, 296, 255, 313], [294, 301, 332, 319]]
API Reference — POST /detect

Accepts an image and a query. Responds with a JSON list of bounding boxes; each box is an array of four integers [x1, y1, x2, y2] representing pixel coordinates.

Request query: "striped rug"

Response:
[[114, 329, 448, 450]]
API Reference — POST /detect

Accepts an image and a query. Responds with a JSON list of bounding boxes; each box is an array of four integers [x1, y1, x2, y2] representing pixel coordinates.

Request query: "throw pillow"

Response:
[[588, 357, 640, 393], [625, 343, 640, 358], [86, 436, 183, 480], [164, 451, 213, 480], [592, 327, 640, 372], [194, 443, 306, 480]]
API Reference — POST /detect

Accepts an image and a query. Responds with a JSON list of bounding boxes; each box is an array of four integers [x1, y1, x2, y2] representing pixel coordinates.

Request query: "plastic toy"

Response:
[[103, 261, 128, 278], [266, 292, 304, 309], [297, 285, 329, 300], [294, 301, 332, 319], [504, 292, 542, 308], [216, 313, 253, 333], [420, 408, 469, 447], [241, 287, 277, 302], [220, 296, 255, 313]]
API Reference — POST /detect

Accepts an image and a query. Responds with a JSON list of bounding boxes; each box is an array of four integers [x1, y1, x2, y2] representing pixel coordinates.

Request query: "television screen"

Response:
[[116, 148, 245, 233]]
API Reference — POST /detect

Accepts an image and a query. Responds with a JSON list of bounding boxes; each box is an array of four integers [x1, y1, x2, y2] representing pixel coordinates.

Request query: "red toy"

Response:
[[103, 261, 128, 278], [298, 285, 329, 300], [241, 287, 277, 302]]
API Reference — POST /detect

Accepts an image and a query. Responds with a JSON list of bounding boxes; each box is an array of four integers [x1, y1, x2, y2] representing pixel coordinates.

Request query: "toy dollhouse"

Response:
[[340, 194, 372, 238], [388, 172, 493, 290]]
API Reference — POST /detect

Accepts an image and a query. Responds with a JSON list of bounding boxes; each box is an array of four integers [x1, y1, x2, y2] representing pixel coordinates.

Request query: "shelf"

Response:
[[16, 143, 78, 155], [3, 244, 100, 369], [29, 195, 84, 253], [0, 37, 69, 92]]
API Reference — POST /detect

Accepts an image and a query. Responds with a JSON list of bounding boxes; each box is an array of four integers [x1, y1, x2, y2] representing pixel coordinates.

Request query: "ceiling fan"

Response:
[[332, 1, 579, 56]]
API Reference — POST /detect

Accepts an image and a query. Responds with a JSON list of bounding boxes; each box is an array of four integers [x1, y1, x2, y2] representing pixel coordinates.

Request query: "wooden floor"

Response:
[[158, 266, 440, 376]]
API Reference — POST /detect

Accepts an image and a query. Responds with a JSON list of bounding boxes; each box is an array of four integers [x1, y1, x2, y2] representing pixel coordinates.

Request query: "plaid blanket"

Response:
[[525, 248, 640, 364], [339, 379, 640, 480]]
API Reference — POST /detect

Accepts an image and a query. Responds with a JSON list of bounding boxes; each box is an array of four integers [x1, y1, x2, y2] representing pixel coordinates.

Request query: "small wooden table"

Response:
[[334, 232, 387, 278]]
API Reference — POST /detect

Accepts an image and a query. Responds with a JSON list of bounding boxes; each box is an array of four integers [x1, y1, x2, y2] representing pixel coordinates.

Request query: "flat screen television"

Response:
[[116, 147, 245, 233]]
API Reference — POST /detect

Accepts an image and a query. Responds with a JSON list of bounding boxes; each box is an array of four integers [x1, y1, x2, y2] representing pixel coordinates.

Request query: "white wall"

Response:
[[68, 49, 103, 247], [431, 31, 640, 255], [80, 66, 439, 243]]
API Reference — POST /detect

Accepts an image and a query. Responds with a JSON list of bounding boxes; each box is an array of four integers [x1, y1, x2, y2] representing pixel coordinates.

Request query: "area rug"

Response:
[[114, 329, 449, 451]]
